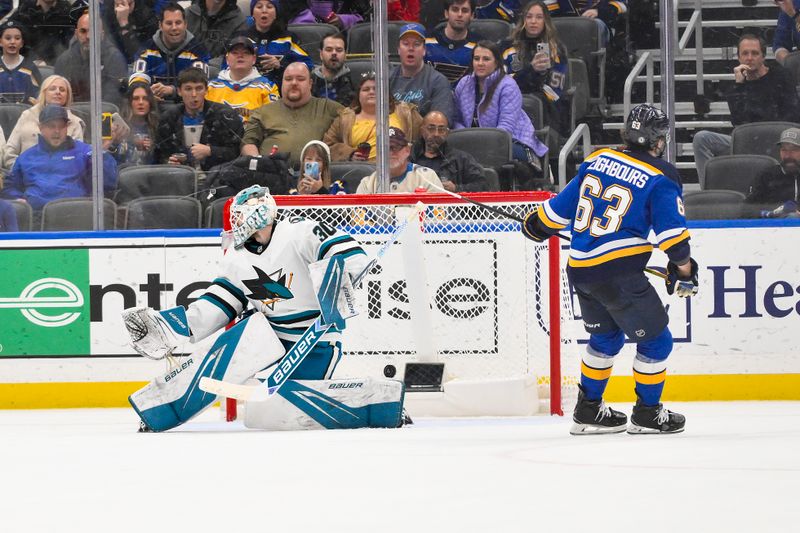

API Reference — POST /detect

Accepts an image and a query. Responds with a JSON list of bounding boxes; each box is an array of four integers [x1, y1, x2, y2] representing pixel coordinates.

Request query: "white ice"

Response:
[[2, 401, 799, 533]]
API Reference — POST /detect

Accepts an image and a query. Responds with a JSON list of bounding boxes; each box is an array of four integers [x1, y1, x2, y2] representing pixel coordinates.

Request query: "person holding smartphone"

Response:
[[500, 1, 569, 137], [296, 140, 332, 194]]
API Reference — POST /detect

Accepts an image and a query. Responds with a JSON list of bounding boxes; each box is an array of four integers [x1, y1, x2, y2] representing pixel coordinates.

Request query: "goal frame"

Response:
[[223, 191, 567, 418]]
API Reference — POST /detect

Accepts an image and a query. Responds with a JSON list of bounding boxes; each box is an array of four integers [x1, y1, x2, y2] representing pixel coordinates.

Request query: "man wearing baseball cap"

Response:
[[389, 22, 455, 125], [744, 126, 800, 218], [207, 35, 279, 122], [0, 105, 118, 212], [356, 126, 444, 194]]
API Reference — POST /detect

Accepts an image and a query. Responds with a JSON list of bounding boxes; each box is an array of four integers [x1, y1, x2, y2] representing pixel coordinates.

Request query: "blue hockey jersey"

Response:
[[536, 147, 690, 283]]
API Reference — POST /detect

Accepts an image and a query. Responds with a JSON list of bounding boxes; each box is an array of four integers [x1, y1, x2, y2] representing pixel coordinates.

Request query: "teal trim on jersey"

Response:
[[158, 306, 190, 337], [328, 248, 367, 261], [199, 293, 237, 321], [270, 323, 311, 335], [317, 234, 354, 260], [270, 310, 321, 324], [213, 277, 248, 307]]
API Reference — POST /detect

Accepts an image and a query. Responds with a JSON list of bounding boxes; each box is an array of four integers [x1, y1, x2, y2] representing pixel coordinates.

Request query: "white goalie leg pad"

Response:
[[243, 377, 405, 431], [129, 313, 285, 432]]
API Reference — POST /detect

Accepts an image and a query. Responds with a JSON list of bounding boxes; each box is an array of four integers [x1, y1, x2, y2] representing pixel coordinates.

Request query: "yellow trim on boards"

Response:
[[604, 374, 800, 402], [0, 374, 799, 409]]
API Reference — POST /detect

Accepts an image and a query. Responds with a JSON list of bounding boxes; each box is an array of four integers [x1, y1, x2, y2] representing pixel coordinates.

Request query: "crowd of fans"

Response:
[[0, 0, 798, 231]]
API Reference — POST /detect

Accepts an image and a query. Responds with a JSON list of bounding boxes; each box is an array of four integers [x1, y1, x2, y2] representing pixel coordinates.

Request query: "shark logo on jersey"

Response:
[[242, 266, 294, 309]]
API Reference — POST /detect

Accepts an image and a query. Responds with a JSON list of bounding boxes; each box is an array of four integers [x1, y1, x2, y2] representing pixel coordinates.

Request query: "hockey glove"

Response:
[[122, 306, 191, 360], [521, 206, 550, 243], [665, 258, 699, 298], [760, 200, 798, 219]]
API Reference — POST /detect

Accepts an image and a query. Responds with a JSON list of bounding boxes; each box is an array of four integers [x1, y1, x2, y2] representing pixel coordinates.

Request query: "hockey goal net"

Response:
[[225, 191, 580, 418]]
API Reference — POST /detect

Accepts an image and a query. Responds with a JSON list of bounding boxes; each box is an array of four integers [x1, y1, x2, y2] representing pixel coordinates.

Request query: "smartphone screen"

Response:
[[304, 161, 320, 179]]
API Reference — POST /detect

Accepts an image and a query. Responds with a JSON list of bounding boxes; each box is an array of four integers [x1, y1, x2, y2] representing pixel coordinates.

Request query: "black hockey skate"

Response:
[[627, 399, 685, 434], [570, 386, 627, 435], [137, 419, 153, 433]]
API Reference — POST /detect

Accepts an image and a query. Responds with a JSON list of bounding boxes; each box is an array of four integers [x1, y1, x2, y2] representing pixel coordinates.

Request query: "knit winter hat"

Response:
[[250, 0, 279, 15]]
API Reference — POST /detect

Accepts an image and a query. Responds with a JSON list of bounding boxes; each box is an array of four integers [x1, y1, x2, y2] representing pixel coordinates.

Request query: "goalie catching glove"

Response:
[[122, 306, 192, 360], [521, 205, 551, 243], [665, 258, 699, 298]]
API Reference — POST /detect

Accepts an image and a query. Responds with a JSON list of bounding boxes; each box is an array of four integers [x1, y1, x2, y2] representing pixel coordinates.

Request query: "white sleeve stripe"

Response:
[[543, 202, 571, 226], [655, 227, 687, 243]]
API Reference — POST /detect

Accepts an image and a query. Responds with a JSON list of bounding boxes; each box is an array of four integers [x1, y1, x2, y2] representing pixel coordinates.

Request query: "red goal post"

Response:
[[224, 191, 579, 419]]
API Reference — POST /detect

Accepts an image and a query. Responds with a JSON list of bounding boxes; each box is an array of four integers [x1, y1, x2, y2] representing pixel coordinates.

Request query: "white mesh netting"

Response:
[[272, 192, 581, 416]]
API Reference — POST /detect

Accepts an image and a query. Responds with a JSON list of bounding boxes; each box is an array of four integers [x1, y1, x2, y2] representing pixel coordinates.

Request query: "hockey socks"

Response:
[[579, 344, 617, 401]]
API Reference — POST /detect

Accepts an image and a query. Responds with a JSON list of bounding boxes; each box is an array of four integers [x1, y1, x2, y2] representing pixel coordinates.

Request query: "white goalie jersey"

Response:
[[186, 216, 369, 344]]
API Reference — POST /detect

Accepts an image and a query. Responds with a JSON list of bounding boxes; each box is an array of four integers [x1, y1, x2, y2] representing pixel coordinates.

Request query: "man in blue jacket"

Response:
[[1, 105, 118, 211]]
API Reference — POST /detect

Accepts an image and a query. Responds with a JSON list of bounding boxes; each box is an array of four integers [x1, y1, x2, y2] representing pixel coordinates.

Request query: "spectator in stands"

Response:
[[744, 126, 800, 218], [54, 12, 128, 106], [117, 78, 159, 165], [356, 126, 443, 194], [241, 61, 342, 166], [544, 0, 627, 46], [294, 140, 334, 194], [388, 0, 419, 22], [8, 0, 75, 65], [0, 21, 41, 105], [243, 0, 314, 88], [154, 67, 244, 171], [323, 71, 422, 161], [390, 23, 455, 124], [0, 198, 18, 231], [207, 35, 279, 122], [289, 1, 366, 31], [453, 40, 547, 164], [502, 1, 569, 137], [1, 105, 117, 211], [411, 110, 490, 192], [425, 0, 481, 87], [132, 2, 211, 102], [693, 34, 800, 187], [0, 0, 13, 20], [186, 0, 248, 59], [773, 0, 800, 64], [311, 33, 355, 106], [104, 0, 159, 63], [3, 75, 84, 170]]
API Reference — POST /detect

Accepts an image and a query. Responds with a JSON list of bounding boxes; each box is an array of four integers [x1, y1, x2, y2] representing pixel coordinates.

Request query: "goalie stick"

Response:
[[420, 177, 669, 280], [199, 201, 427, 402]]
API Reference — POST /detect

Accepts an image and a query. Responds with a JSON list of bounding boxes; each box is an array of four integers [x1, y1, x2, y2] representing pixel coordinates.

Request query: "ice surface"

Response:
[[2, 401, 798, 533]]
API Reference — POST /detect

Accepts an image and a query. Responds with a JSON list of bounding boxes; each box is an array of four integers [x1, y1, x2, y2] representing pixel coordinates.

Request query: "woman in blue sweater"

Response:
[[453, 40, 548, 165]]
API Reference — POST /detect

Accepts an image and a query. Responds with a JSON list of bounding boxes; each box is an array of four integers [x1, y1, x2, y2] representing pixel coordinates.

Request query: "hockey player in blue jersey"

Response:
[[522, 104, 699, 434]]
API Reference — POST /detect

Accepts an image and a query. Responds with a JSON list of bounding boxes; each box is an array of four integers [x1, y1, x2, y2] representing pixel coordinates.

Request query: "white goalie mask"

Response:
[[229, 185, 278, 248]]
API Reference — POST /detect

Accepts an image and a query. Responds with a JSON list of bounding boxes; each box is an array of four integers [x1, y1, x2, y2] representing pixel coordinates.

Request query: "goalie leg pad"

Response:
[[243, 377, 406, 431], [129, 313, 285, 432]]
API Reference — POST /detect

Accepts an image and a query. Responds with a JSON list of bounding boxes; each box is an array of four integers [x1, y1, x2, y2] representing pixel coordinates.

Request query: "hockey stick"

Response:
[[420, 177, 668, 280], [199, 201, 427, 402]]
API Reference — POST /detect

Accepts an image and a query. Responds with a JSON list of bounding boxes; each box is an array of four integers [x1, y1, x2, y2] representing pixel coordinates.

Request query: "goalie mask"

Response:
[[229, 185, 278, 248], [624, 103, 670, 152]]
